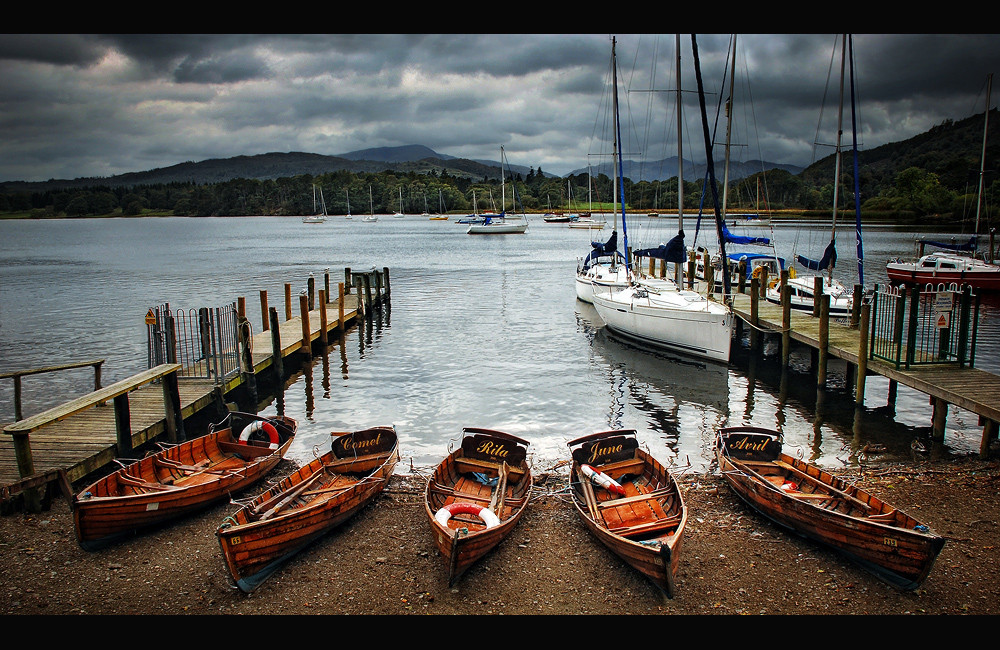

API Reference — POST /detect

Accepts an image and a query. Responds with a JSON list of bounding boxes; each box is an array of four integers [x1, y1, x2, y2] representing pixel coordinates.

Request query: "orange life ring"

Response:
[[239, 420, 280, 449], [434, 502, 500, 529]]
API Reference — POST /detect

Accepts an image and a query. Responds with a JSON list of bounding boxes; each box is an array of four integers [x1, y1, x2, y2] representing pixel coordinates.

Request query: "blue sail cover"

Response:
[[797, 241, 837, 271], [923, 236, 977, 252], [634, 232, 687, 263], [582, 230, 620, 269], [721, 222, 770, 246]]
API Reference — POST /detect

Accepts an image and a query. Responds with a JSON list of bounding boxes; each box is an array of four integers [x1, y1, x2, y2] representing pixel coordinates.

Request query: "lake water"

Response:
[[1, 214, 997, 473]]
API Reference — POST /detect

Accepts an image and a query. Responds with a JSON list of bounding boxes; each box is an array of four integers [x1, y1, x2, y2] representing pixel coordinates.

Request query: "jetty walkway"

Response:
[[0, 267, 389, 511], [728, 279, 1000, 456]]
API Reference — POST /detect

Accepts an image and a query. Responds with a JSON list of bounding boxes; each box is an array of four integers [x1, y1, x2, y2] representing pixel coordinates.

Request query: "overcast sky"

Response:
[[1, 34, 997, 183]]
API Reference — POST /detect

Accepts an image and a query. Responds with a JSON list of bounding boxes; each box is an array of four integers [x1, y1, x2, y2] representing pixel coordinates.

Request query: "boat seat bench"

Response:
[[454, 456, 527, 481]]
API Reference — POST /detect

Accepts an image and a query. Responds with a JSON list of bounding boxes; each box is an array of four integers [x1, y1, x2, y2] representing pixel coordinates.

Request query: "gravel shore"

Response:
[[2, 456, 998, 615]]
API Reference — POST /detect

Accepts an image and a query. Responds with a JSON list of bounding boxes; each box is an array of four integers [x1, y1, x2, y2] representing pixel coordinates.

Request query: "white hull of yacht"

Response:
[[467, 221, 528, 234], [591, 285, 733, 363]]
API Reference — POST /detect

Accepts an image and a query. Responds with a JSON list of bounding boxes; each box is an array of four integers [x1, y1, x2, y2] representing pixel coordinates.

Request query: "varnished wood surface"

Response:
[[1, 295, 360, 495]]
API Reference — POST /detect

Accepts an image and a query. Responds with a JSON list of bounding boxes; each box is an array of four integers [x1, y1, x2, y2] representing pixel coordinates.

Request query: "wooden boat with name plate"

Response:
[[425, 427, 532, 585], [217, 426, 398, 592], [716, 426, 945, 590], [568, 429, 687, 598], [73, 411, 297, 550]]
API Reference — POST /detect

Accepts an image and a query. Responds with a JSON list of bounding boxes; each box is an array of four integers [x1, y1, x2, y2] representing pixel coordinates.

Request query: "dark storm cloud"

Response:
[[0, 34, 998, 182]]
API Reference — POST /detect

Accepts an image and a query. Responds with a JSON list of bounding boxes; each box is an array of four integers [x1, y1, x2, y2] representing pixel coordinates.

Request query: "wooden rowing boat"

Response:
[[425, 427, 532, 585], [217, 425, 398, 593], [715, 426, 945, 590], [73, 411, 297, 550], [567, 429, 687, 598]]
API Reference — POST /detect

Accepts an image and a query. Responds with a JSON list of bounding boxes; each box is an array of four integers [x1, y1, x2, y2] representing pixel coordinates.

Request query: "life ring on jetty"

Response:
[[434, 503, 500, 529], [239, 421, 280, 449], [581, 464, 626, 496]]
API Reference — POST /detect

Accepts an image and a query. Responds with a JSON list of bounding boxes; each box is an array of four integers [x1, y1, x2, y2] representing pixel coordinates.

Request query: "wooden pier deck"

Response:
[[730, 291, 1000, 433], [0, 283, 369, 508]]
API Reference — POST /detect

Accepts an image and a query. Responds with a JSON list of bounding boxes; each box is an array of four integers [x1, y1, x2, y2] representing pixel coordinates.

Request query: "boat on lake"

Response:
[[73, 411, 297, 550], [424, 427, 532, 585], [217, 425, 398, 593], [568, 429, 686, 598], [716, 425, 945, 590]]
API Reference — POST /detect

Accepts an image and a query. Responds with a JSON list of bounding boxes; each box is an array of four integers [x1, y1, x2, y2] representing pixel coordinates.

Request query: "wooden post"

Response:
[[344, 267, 352, 294], [354, 276, 365, 318], [382, 267, 391, 299], [161, 369, 184, 443], [887, 380, 898, 408], [932, 397, 948, 442], [308, 274, 315, 311], [269, 307, 283, 381], [850, 284, 863, 328], [738, 259, 747, 294], [781, 277, 791, 369], [856, 302, 870, 406], [113, 393, 133, 457], [750, 277, 760, 352], [319, 289, 329, 345], [324, 269, 331, 301], [237, 296, 246, 319], [284, 283, 292, 321], [687, 250, 695, 289], [817, 294, 830, 388], [759, 266, 769, 298], [299, 293, 312, 358], [238, 315, 257, 404], [363, 273, 373, 317], [165, 313, 177, 364], [373, 270, 382, 305], [338, 282, 345, 328], [260, 290, 269, 332], [981, 419, 998, 458], [813, 276, 823, 317]]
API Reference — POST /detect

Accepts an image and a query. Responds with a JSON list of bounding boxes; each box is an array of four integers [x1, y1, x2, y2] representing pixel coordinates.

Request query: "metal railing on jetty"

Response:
[[629, 249, 999, 458], [0, 266, 390, 513]]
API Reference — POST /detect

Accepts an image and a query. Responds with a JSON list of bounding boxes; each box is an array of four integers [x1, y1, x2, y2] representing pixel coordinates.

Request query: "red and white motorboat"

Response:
[[885, 252, 1000, 292]]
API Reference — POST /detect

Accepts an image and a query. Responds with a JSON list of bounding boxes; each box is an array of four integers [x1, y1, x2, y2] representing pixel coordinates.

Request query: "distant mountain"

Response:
[[569, 157, 803, 183]]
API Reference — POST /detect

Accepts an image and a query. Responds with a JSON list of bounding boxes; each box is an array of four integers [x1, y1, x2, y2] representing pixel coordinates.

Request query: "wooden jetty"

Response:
[[0, 267, 390, 512], [727, 271, 1000, 456], [629, 251, 1000, 457]]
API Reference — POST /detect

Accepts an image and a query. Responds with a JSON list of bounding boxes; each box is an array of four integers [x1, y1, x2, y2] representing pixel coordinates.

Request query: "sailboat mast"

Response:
[[975, 73, 993, 251], [675, 33, 685, 285], [829, 33, 847, 282], [612, 36, 630, 274], [721, 35, 737, 219], [849, 34, 864, 286]]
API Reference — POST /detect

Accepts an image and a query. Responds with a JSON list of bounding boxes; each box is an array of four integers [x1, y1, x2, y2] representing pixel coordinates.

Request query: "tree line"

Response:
[[1, 163, 995, 224]]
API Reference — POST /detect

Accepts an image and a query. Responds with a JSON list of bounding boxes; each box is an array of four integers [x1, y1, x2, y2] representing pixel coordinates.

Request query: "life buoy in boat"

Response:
[[779, 480, 799, 493], [239, 420, 280, 449], [752, 265, 764, 280], [581, 464, 626, 496], [434, 502, 500, 529]]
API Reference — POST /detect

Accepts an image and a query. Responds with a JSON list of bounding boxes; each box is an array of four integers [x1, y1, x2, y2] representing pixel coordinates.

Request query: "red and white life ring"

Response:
[[434, 502, 500, 529], [239, 421, 280, 449], [581, 464, 626, 496]]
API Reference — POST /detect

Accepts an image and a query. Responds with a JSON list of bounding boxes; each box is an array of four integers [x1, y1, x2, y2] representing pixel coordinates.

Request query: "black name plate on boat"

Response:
[[721, 430, 781, 461], [333, 426, 396, 458], [462, 433, 526, 466], [572, 435, 638, 466]]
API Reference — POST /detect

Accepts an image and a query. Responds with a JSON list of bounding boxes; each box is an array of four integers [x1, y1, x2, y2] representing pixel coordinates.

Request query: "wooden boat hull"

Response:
[[73, 412, 296, 550], [425, 428, 532, 585], [568, 430, 686, 598], [217, 426, 398, 593], [716, 426, 945, 590]]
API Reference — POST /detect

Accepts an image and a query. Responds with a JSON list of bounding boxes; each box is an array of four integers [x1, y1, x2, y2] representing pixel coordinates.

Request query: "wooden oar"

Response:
[[254, 468, 328, 520]]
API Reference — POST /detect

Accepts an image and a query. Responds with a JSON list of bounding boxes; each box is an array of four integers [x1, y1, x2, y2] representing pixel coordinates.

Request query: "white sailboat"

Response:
[[363, 185, 378, 222], [302, 185, 328, 223], [430, 189, 449, 220], [467, 146, 528, 234], [393, 187, 405, 218], [345, 188, 353, 219], [591, 35, 733, 364]]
